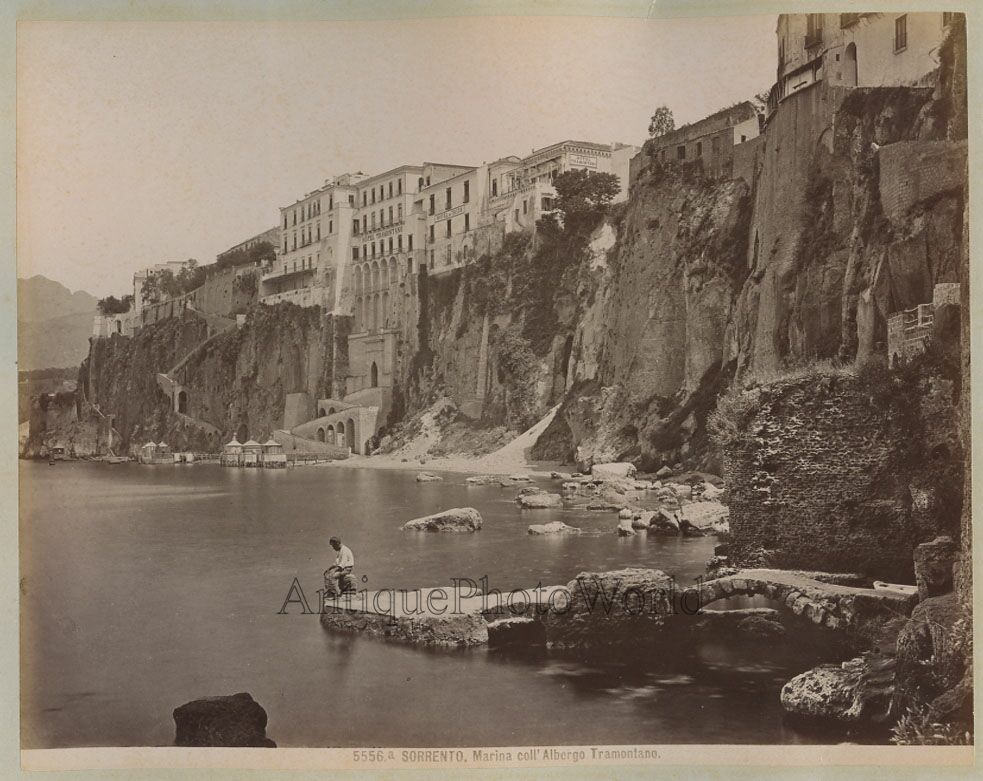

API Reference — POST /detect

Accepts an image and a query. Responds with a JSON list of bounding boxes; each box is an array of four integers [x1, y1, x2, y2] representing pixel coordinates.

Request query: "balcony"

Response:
[[261, 261, 316, 283]]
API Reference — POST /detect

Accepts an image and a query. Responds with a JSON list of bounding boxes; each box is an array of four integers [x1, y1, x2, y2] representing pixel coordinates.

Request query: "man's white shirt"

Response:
[[335, 544, 354, 569]]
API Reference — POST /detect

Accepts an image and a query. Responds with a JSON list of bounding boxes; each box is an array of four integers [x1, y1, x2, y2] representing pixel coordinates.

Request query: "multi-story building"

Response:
[[632, 102, 761, 182], [262, 173, 365, 309], [216, 226, 280, 265], [770, 12, 955, 115]]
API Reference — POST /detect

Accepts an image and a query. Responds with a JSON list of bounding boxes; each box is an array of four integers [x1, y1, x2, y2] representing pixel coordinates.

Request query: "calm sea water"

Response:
[[21, 461, 853, 748]]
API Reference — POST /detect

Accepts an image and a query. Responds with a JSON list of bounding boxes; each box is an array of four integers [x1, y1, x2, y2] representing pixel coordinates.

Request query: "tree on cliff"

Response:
[[546, 169, 621, 234], [97, 294, 133, 315], [648, 105, 675, 138], [216, 241, 276, 272]]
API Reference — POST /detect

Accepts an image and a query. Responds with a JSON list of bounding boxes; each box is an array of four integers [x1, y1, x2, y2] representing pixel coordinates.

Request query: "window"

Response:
[[491, 179, 498, 196], [388, 182, 393, 198], [329, 220, 333, 234], [398, 178, 403, 195], [429, 224, 435, 242], [353, 219, 359, 235], [426, 176, 431, 186], [408, 235, 413, 251], [677, 145, 686, 160], [895, 15, 907, 51], [446, 219, 452, 237], [283, 239, 288, 253], [711, 136, 720, 155], [349, 194, 355, 206], [445, 187, 452, 210], [429, 194, 435, 215], [397, 203, 403, 221], [522, 199, 528, 215], [514, 208, 519, 221], [429, 249, 435, 269], [371, 214, 376, 230], [371, 188, 376, 204], [316, 224, 320, 241], [362, 243, 367, 258], [397, 234, 403, 251], [464, 213, 470, 231], [805, 13, 823, 48], [463, 181, 470, 203], [388, 237, 394, 253], [379, 208, 384, 226], [362, 192, 367, 206], [418, 176, 424, 190], [283, 215, 287, 229], [696, 141, 703, 157], [362, 216, 367, 233], [293, 211, 297, 226], [389, 206, 393, 225], [329, 195, 333, 211], [292, 232, 297, 250], [371, 242, 376, 258]]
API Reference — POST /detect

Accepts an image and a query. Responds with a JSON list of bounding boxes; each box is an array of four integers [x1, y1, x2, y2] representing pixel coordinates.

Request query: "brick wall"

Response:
[[724, 370, 960, 580], [878, 139, 968, 226]]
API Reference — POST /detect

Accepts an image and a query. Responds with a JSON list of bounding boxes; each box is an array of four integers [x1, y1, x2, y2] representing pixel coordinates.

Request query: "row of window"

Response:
[[356, 203, 405, 235], [351, 233, 415, 261], [427, 181, 471, 216], [284, 220, 329, 253], [427, 212, 472, 242], [361, 177, 405, 207]]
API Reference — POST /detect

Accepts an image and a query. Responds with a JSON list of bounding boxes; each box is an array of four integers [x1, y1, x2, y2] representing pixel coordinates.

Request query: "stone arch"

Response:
[[371, 261, 380, 291], [327, 424, 335, 437], [381, 291, 389, 328], [370, 361, 379, 388], [317, 427, 325, 442], [328, 406, 336, 415], [346, 417, 356, 451], [389, 256, 397, 285], [319, 407, 327, 417], [177, 390, 188, 414]]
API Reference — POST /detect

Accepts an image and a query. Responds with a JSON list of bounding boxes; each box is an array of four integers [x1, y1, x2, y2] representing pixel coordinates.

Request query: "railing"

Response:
[[261, 262, 316, 283], [260, 287, 325, 308]]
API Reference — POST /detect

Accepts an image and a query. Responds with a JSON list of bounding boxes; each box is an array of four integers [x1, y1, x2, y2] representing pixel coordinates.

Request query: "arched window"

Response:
[[370, 362, 379, 388]]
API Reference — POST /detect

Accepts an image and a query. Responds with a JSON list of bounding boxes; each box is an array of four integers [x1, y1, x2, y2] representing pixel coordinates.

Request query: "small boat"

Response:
[[48, 460, 56, 466]]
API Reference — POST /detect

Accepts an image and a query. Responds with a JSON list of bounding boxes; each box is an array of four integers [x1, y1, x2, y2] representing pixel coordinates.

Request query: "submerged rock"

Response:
[[173, 693, 276, 747], [528, 521, 581, 535], [617, 518, 636, 536], [466, 474, 500, 485], [402, 507, 483, 532], [517, 492, 563, 509], [416, 471, 443, 483], [591, 462, 637, 479]]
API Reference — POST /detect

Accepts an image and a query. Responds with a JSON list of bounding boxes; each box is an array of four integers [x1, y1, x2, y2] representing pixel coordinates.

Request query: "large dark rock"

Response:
[[173, 692, 276, 747], [544, 568, 674, 648], [913, 535, 956, 600]]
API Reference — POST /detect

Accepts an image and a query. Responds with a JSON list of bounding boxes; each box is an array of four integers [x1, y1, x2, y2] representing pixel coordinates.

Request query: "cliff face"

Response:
[[67, 305, 350, 454]]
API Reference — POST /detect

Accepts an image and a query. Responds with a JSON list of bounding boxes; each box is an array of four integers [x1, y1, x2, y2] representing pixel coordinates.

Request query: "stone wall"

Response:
[[877, 139, 968, 227], [723, 368, 961, 581]]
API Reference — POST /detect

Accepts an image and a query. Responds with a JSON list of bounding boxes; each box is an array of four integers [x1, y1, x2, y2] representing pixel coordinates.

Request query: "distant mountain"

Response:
[[17, 276, 99, 371]]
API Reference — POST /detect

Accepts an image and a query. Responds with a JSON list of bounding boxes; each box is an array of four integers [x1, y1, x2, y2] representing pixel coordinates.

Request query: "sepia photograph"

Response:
[[13, 0, 976, 773]]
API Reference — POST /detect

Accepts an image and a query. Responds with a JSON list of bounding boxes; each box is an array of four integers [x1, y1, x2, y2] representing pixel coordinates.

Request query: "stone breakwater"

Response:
[[319, 568, 915, 650]]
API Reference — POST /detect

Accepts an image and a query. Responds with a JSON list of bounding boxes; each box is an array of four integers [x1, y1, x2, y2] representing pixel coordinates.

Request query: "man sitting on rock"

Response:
[[324, 536, 356, 597]]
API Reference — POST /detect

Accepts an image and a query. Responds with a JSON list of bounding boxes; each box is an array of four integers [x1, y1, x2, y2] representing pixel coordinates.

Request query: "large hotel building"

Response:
[[258, 139, 637, 311]]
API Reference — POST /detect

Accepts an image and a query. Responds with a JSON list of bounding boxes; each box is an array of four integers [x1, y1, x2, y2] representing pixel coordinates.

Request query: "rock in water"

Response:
[[416, 471, 443, 482], [544, 568, 674, 648], [591, 462, 637, 479], [655, 465, 673, 479], [173, 693, 276, 747], [528, 521, 581, 535], [402, 507, 483, 532], [466, 474, 499, 485], [780, 660, 866, 722], [632, 511, 656, 530], [617, 518, 636, 536], [517, 492, 563, 509], [913, 535, 956, 600]]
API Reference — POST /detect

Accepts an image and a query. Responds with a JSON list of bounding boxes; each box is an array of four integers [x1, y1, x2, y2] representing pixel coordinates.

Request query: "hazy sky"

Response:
[[17, 15, 776, 296]]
